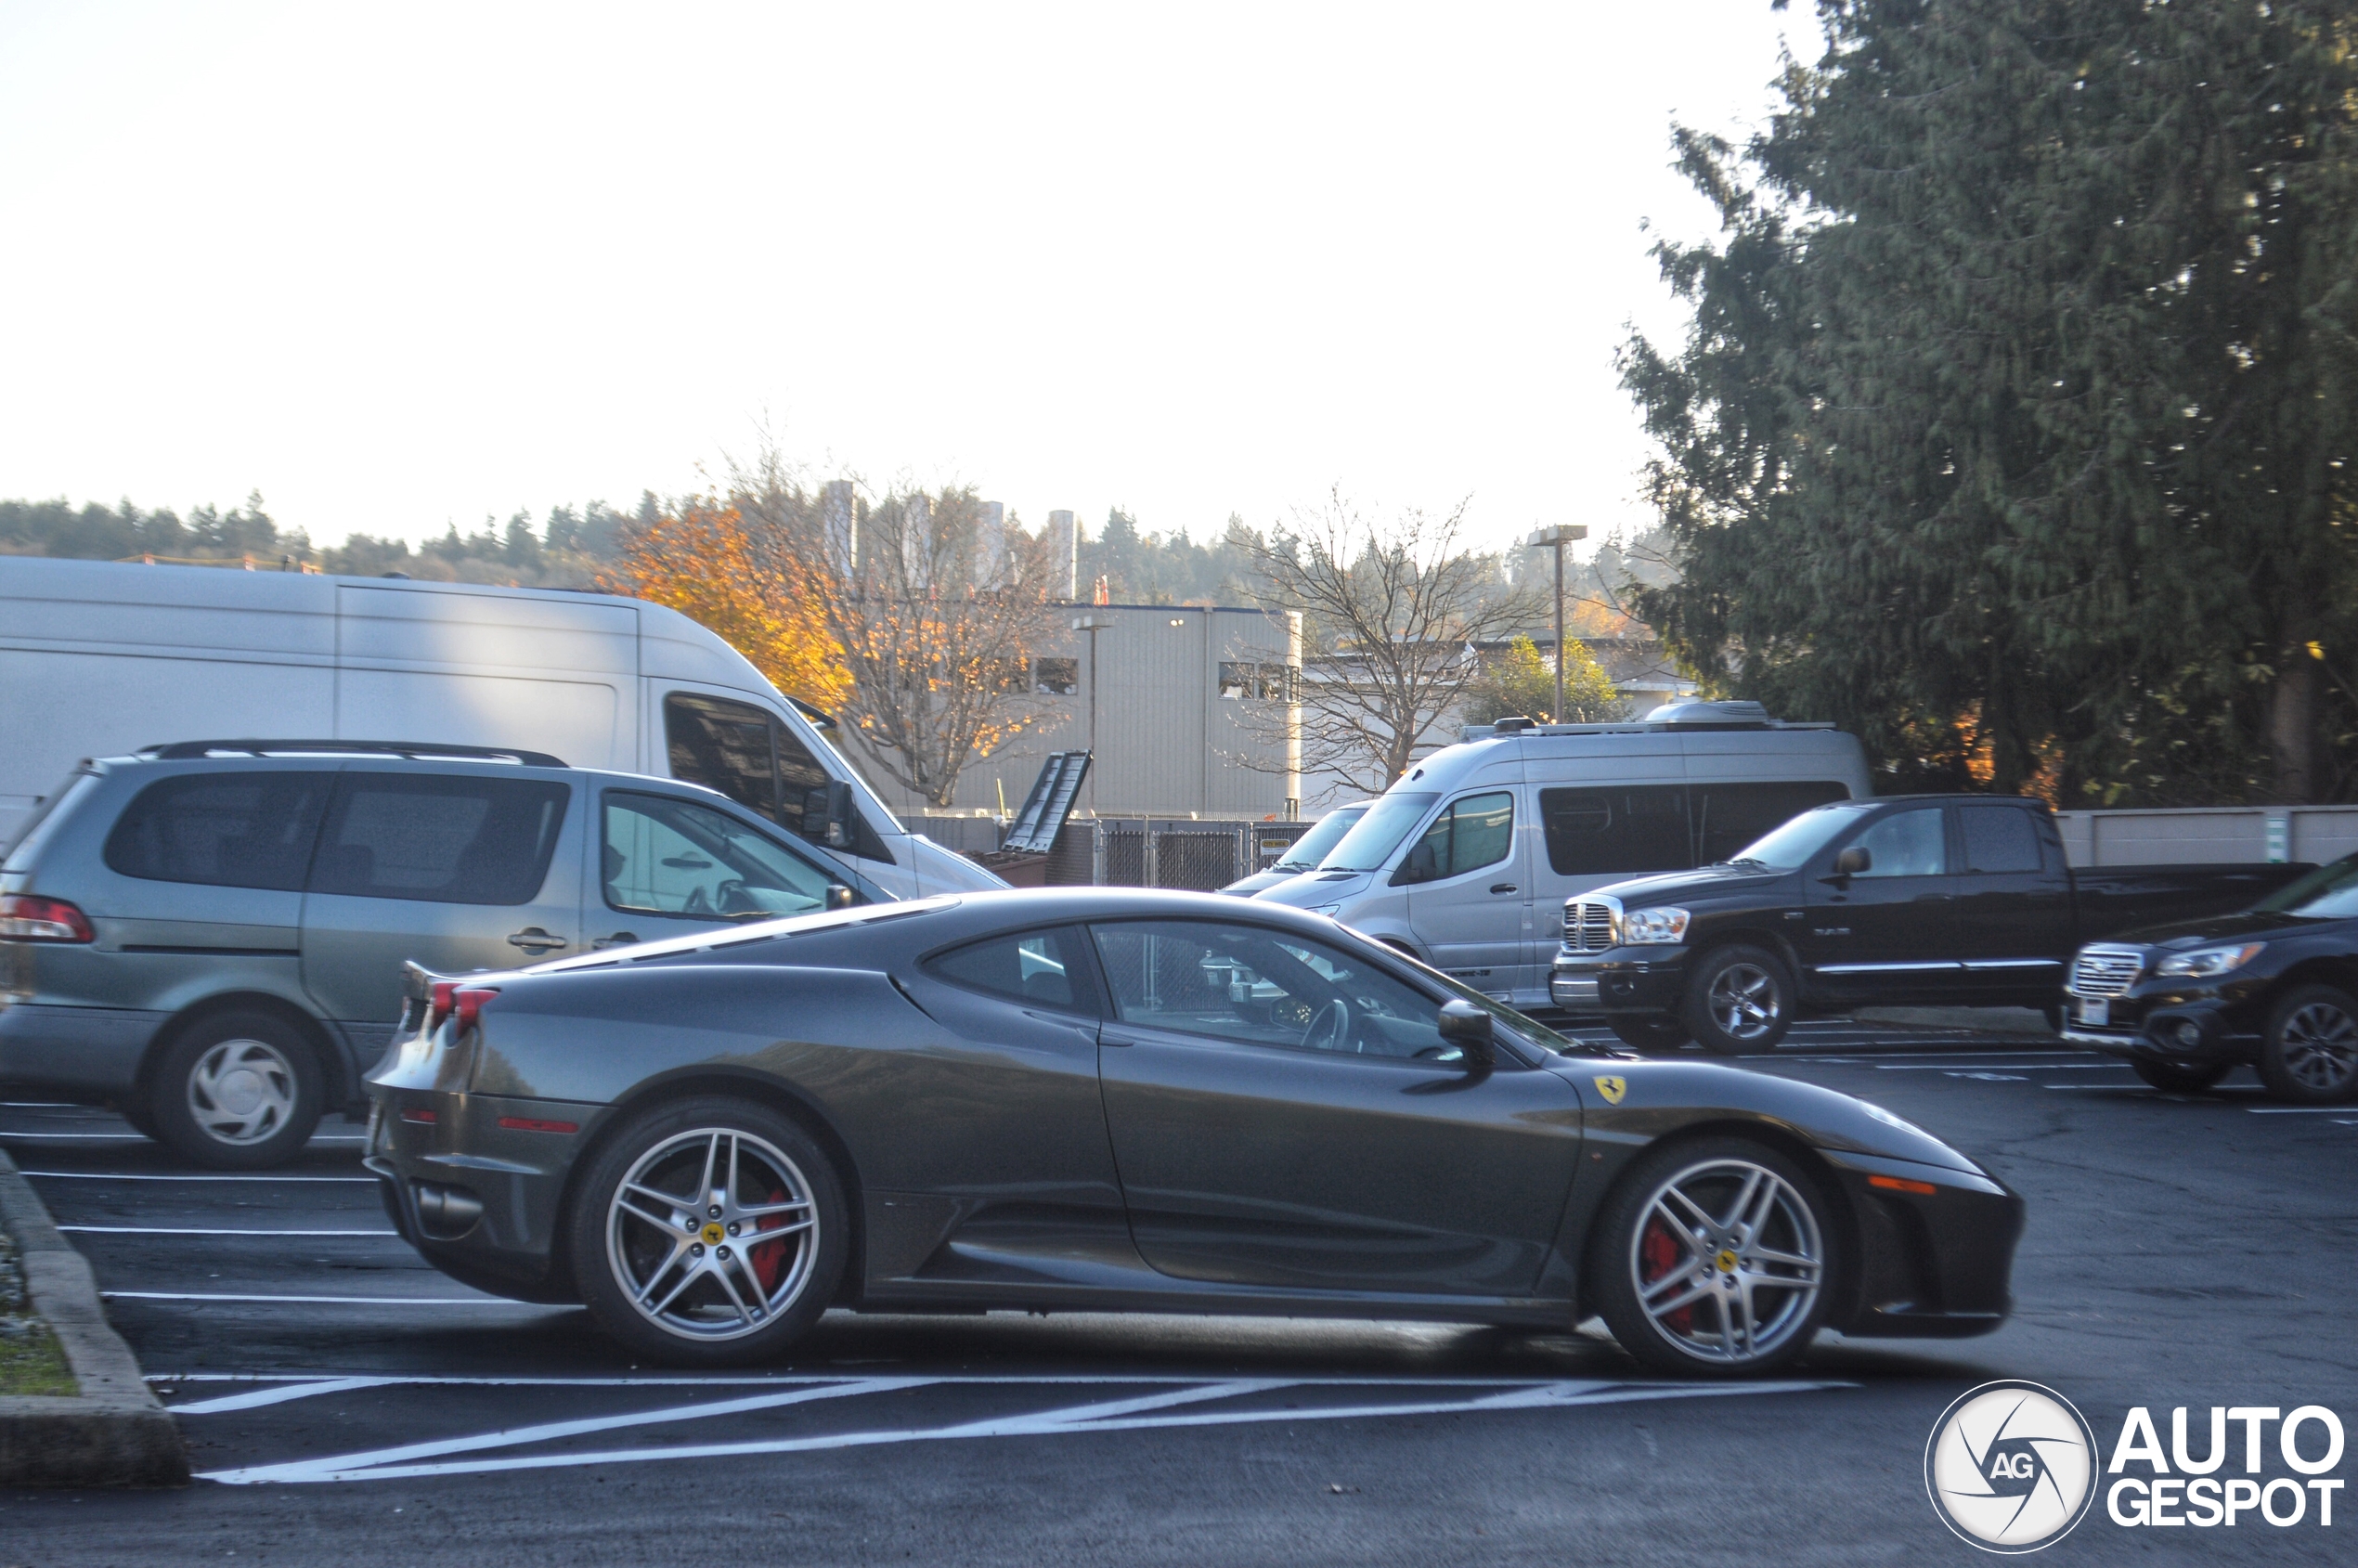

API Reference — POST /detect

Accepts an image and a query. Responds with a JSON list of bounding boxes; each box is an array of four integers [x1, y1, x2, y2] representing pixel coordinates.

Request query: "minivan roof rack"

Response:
[[138, 739, 569, 768]]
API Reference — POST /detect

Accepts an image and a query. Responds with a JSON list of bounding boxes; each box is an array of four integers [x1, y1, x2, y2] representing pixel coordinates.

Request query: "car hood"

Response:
[[1253, 870, 1375, 906], [2103, 907, 2349, 949], [1222, 868, 1315, 896], [1587, 863, 1795, 906], [1546, 1056, 1986, 1176]]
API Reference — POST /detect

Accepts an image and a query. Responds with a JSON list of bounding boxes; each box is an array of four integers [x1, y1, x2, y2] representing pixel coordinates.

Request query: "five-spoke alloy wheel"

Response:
[[1684, 945, 1794, 1056], [571, 1097, 848, 1364], [147, 1010, 325, 1169], [2259, 985, 2358, 1104], [1591, 1137, 1833, 1375]]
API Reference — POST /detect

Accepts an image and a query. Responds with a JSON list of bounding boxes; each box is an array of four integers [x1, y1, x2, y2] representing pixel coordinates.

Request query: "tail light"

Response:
[[0, 895, 95, 943], [426, 981, 501, 1032]]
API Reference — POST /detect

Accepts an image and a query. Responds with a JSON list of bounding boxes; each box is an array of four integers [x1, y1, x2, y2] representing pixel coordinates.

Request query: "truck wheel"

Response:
[[1607, 1015, 1691, 1052], [147, 1011, 326, 1169], [1683, 946, 1794, 1056], [2258, 985, 2358, 1104], [2130, 1058, 2231, 1094]]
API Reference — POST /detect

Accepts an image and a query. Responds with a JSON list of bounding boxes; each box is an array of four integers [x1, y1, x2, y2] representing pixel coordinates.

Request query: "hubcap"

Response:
[[1706, 964, 1781, 1041], [606, 1128, 819, 1341], [2279, 1003, 2358, 1092], [1631, 1157, 1823, 1365], [187, 1039, 297, 1145]]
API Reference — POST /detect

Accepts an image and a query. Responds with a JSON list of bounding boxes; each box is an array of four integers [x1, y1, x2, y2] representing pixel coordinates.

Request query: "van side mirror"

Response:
[[1435, 999, 1495, 1068], [1393, 840, 1440, 887], [803, 781, 857, 849], [824, 883, 857, 911], [1833, 845, 1872, 877]]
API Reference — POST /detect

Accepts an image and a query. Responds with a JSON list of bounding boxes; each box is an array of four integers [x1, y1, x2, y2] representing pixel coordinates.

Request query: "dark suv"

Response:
[[2064, 853, 2358, 1102], [0, 742, 880, 1167]]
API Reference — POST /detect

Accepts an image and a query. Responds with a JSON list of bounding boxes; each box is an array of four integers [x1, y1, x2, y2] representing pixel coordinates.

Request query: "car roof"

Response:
[[82, 746, 750, 810]]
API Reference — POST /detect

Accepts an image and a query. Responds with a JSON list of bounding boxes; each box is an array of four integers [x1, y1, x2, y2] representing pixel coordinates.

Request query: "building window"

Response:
[[1219, 662, 1298, 701], [1035, 657, 1079, 695]]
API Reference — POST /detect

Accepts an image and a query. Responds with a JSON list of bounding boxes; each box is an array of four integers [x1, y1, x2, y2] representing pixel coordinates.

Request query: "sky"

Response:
[[0, 2, 1820, 559]]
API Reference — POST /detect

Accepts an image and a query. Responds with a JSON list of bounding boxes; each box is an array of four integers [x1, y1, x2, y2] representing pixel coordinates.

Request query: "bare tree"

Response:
[[1232, 489, 1545, 795], [731, 447, 1067, 808]]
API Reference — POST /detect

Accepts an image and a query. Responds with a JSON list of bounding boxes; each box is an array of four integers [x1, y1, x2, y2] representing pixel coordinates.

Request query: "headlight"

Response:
[[1616, 907, 1690, 944], [2155, 942, 2265, 978]]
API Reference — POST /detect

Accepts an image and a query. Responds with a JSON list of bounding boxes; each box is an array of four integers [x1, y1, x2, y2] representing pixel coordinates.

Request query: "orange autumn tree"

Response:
[[596, 500, 851, 714]]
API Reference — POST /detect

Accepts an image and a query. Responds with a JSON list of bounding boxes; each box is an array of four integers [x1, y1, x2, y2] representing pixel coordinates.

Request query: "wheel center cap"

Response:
[[217, 1069, 266, 1115], [1716, 1249, 1739, 1274], [701, 1222, 726, 1246]]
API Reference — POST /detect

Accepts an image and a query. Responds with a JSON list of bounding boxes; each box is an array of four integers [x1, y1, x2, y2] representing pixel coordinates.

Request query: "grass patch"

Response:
[[1, 1229, 78, 1398]]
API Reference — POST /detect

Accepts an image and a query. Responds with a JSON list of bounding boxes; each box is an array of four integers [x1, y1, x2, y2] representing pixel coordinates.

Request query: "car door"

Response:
[[1802, 804, 1970, 1004], [1950, 803, 2071, 1002], [1400, 789, 1527, 998], [1089, 917, 1584, 1298], [588, 787, 863, 951], [299, 769, 581, 1032]]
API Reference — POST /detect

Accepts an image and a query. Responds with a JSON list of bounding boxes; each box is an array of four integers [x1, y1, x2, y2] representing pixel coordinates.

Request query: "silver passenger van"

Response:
[[1252, 703, 1872, 1009], [0, 556, 1003, 900]]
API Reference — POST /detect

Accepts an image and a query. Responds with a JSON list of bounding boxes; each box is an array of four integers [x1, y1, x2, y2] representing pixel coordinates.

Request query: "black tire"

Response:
[[569, 1096, 849, 1366], [146, 1010, 325, 1169], [1607, 1014, 1691, 1052], [2130, 1057, 2232, 1094], [117, 1099, 160, 1141], [1588, 1134, 1837, 1376], [2257, 985, 2358, 1105], [1682, 945, 1794, 1056]]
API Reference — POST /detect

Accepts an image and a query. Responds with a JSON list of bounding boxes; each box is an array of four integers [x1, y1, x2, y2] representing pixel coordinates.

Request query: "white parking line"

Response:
[[2247, 1106, 2358, 1114], [60, 1225, 398, 1238], [1871, 1062, 2122, 1070], [105, 1291, 538, 1306], [19, 1171, 377, 1182], [0, 1130, 368, 1142], [0, 1100, 79, 1108], [173, 1377, 403, 1415]]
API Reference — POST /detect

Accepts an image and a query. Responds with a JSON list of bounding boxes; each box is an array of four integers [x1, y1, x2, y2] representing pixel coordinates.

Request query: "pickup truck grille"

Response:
[[2070, 945, 2144, 997], [1562, 900, 1616, 952]]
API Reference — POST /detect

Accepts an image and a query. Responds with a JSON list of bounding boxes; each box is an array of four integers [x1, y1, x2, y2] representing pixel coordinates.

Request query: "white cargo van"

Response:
[[0, 556, 1002, 899], [1253, 702, 1871, 1009]]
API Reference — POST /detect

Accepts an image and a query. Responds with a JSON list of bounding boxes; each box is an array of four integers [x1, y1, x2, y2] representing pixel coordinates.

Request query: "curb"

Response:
[[1852, 1005, 2060, 1040], [0, 1147, 188, 1487]]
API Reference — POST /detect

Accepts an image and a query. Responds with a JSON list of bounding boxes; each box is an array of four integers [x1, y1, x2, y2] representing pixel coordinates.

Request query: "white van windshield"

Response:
[[1274, 806, 1368, 872], [1317, 792, 1439, 872], [1724, 801, 1874, 869]]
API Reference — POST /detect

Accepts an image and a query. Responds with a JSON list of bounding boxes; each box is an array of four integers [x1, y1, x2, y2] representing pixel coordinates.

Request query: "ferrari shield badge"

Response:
[[1593, 1076, 1626, 1105]]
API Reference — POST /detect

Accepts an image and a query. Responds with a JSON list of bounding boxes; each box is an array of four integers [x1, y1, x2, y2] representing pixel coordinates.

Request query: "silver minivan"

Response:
[[1252, 703, 1872, 1009], [0, 743, 885, 1167]]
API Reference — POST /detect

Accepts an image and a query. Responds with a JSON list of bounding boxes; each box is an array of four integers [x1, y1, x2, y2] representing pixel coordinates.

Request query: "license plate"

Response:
[[2076, 998, 2108, 1027]]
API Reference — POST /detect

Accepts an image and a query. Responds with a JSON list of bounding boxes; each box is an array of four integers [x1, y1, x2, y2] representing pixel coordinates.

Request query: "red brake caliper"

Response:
[[1641, 1219, 1694, 1336], [750, 1186, 789, 1293]]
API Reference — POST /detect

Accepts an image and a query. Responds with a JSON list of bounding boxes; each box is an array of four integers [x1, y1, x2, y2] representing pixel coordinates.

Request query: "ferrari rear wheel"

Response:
[[1590, 1136, 1834, 1376], [570, 1097, 849, 1365]]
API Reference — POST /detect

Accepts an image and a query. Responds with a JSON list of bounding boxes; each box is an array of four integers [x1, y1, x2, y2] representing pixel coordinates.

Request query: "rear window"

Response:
[[4, 771, 103, 874], [308, 773, 569, 905], [1959, 804, 2044, 874], [103, 771, 334, 891]]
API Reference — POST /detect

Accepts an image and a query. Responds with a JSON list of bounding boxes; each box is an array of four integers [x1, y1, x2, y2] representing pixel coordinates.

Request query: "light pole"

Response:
[[1524, 525, 1587, 723], [1070, 613, 1116, 812]]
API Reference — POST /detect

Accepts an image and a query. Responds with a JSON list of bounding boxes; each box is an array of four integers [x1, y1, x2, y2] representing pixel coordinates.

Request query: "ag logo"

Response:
[[1925, 1381, 2098, 1552], [1592, 1076, 1626, 1105]]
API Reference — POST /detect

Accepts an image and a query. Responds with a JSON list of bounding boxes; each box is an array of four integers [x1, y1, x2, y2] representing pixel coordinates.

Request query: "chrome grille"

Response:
[[2070, 946, 2144, 997], [1562, 899, 1616, 952]]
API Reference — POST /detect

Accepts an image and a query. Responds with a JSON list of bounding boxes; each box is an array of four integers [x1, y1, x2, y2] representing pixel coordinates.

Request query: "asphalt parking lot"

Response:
[[3, 1020, 2353, 1566]]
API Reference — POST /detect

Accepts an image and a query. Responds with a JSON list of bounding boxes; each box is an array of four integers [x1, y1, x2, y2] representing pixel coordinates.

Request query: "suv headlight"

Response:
[[2154, 942, 2264, 978], [1616, 907, 1690, 945]]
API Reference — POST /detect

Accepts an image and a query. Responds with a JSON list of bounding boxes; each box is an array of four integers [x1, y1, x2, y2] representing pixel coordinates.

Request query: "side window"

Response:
[[1850, 808, 1949, 879], [1691, 781, 1851, 866], [603, 793, 849, 921], [103, 771, 333, 891], [665, 693, 782, 823], [310, 774, 569, 905], [1539, 784, 1691, 875], [1959, 805, 2044, 875], [925, 927, 1097, 1014], [1089, 920, 1455, 1061], [1403, 791, 1515, 881]]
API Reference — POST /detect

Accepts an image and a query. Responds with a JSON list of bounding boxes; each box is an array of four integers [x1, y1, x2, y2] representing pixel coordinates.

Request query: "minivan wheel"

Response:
[[2258, 985, 2358, 1104], [1683, 946, 1794, 1056], [570, 1097, 849, 1367], [148, 1012, 326, 1169], [1589, 1135, 1834, 1376]]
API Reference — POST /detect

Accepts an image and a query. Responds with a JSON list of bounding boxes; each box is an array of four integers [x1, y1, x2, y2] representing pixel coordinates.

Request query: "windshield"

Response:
[[2254, 855, 2358, 920], [1274, 806, 1368, 871], [1316, 792, 1440, 872], [1723, 801, 1875, 869]]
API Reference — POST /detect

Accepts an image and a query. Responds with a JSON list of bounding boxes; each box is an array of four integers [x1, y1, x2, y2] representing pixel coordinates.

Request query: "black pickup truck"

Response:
[[1548, 794, 2308, 1055]]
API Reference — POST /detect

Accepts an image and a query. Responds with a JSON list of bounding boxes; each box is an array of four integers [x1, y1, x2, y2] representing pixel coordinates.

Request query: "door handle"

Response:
[[1489, 883, 1518, 895], [508, 927, 570, 952], [1100, 1035, 1136, 1048], [590, 931, 641, 951], [1913, 893, 1954, 903]]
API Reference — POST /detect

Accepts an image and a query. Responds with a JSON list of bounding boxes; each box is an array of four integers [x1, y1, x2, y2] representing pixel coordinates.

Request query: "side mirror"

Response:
[[824, 883, 857, 912], [1435, 999, 1495, 1068], [803, 781, 857, 849], [1833, 845, 1872, 877], [1393, 840, 1440, 887]]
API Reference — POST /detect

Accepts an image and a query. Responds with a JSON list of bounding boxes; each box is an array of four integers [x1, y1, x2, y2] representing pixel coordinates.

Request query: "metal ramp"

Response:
[[1001, 751, 1091, 854]]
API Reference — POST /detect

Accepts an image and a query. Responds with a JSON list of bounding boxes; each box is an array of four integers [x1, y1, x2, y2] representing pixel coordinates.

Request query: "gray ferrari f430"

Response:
[[364, 888, 2023, 1375]]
